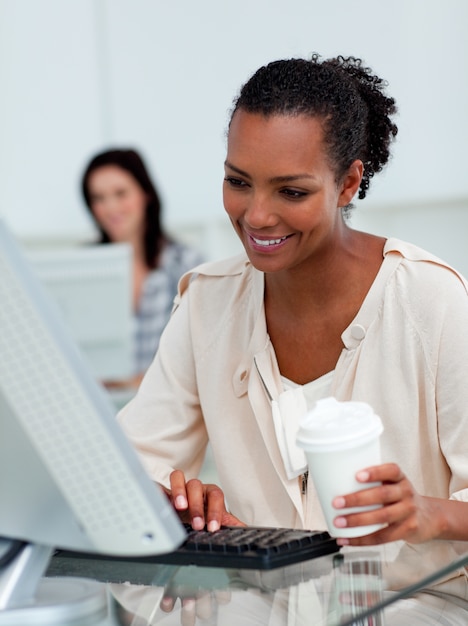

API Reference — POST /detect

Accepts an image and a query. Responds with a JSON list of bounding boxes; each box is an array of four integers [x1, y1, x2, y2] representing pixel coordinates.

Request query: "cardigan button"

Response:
[[350, 324, 366, 340]]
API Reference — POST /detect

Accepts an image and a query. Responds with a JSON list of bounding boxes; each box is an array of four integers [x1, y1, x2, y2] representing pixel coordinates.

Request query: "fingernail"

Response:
[[333, 496, 346, 509], [161, 597, 172, 609], [192, 516, 204, 529], [182, 599, 196, 611], [336, 538, 350, 546], [175, 495, 188, 509], [334, 516, 347, 528], [207, 520, 220, 532], [356, 470, 370, 481]]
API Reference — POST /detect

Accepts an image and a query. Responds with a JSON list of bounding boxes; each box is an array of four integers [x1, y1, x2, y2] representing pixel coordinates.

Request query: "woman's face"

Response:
[[223, 111, 362, 274], [87, 165, 147, 243]]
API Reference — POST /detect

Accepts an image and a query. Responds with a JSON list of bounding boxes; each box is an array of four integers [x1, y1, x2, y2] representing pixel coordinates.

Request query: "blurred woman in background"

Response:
[[82, 148, 204, 388]]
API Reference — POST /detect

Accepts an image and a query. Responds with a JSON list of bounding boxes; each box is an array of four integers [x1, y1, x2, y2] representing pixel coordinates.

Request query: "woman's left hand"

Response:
[[332, 463, 448, 546]]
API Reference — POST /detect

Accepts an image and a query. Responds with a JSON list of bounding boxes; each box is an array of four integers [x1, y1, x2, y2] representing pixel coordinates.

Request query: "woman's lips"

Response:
[[247, 232, 292, 251], [251, 235, 288, 246]]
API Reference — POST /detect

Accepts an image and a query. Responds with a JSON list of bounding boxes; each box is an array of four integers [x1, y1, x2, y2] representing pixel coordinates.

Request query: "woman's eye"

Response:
[[224, 176, 247, 188], [281, 188, 307, 199]]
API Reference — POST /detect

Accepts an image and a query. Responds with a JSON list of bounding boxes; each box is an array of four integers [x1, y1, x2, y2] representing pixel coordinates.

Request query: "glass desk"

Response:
[[41, 541, 468, 626]]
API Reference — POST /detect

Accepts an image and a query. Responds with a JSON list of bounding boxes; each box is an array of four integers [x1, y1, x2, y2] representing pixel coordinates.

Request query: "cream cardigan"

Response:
[[118, 238, 468, 592]]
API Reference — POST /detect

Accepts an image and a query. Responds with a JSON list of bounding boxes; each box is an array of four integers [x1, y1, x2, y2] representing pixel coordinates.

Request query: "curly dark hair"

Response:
[[230, 54, 398, 204], [81, 148, 170, 269]]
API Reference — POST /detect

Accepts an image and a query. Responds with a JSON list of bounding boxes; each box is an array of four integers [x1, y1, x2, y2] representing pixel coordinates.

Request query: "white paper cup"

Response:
[[296, 397, 385, 538]]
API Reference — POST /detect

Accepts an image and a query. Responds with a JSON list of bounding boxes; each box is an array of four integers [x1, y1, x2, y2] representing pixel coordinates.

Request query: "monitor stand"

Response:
[[0, 539, 107, 625]]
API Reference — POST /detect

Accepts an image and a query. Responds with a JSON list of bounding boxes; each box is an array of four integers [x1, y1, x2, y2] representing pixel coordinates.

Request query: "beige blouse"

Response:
[[118, 238, 468, 594]]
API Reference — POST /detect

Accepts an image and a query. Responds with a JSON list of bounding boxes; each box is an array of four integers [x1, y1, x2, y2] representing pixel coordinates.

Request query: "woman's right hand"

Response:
[[167, 469, 246, 531]]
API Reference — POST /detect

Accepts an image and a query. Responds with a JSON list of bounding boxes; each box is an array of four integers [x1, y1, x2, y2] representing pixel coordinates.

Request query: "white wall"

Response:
[[1, 0, 467, 270]]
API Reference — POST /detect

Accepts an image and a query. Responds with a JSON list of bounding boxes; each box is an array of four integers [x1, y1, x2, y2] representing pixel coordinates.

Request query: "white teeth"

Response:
[[252, 236, 287, 246]]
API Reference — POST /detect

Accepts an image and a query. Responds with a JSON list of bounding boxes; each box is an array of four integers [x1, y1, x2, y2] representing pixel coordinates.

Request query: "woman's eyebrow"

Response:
[[224, 160, 318, 184], [270, 173, 318, 184], [224, 160, 250, 178]]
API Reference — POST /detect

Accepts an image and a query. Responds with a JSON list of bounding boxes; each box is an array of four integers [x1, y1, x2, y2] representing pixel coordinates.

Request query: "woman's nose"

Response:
[[101, 196, 120, 213], [244, 193, 278, 229]]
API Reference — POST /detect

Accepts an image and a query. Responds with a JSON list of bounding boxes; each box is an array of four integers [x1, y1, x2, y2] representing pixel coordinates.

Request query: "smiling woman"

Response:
[[223, 113, 363, 275], [117, 55, 468, 622], [81, 149, 204, 388]]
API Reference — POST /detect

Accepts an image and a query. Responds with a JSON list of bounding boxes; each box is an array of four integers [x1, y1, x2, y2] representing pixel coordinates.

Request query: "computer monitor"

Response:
[[25, 243, 134, 382], [0, 220, 185, 623]]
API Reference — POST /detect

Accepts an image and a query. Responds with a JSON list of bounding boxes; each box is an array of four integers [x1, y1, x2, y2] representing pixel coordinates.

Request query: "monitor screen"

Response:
[[25, 243, 134, 382], [0, 220, 185, 617]]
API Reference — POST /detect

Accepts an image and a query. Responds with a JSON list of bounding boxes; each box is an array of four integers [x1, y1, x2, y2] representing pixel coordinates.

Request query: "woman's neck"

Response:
[[265, 230, 385, 314]]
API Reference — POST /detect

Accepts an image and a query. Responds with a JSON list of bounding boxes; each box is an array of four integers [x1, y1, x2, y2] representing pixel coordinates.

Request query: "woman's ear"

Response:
[[338, 160, 363, 207]]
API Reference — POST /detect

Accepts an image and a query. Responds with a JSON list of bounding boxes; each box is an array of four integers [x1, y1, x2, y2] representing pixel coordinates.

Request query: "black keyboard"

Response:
[[54, 525, 340, 571]]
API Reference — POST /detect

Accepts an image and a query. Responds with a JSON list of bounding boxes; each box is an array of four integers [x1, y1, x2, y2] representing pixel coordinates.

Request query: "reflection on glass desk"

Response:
[[45, 541, 468, 626]]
